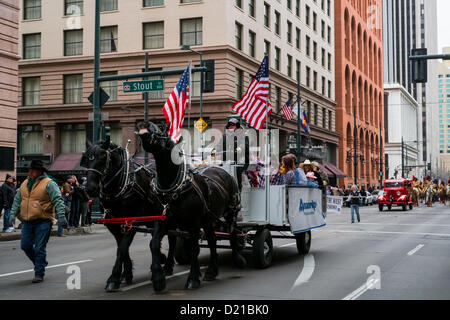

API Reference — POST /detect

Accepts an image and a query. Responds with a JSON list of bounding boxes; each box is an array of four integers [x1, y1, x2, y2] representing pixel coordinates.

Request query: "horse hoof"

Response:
[[120, 275, 133, 285], [185, 279, 201, 290], [163, 267, 173, 277], [232, 253, 247, 269], [152, 279, 166, 293], [203, 272, 217, 281], [105, 282, 120, 292]]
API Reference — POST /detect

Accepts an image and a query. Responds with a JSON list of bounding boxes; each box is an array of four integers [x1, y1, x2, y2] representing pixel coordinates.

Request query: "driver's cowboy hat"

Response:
[[299, 159, 316, 170], [29, 159, 48, 172]]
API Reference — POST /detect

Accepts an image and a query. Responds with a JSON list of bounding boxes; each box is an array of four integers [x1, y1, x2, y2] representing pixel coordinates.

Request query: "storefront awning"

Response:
[[48, 153, 86, 175], [317, 163, 334, 176], [324, 162, 347, 178]]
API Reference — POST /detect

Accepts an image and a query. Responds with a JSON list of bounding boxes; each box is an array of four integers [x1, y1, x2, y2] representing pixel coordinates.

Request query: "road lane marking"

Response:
[[0, 260, 93, 278], [329, 223, 450, 227], [407, 244, 425, 256], [343, 278, 380, 300], [290, 254, 315, 291], [120, 266, 207, 292], [278, 242, 296, 248], [326, 229, 450, 237]]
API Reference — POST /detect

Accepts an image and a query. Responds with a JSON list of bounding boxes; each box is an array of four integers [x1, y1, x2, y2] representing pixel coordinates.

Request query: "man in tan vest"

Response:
[[9, 160, 67, 283]]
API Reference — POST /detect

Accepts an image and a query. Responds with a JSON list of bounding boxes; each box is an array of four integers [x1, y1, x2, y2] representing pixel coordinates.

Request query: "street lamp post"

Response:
[[181, 45, 203, 158]]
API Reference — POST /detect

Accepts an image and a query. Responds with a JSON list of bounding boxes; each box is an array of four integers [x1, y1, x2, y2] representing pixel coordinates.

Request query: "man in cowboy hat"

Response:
[[9, 159, 67, 283]]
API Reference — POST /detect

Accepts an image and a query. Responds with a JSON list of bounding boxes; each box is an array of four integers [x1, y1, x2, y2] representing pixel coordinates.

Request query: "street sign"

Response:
[[88, 87, 110, 107], [123, 80, 164, 93], [194, 118, 208, 133]]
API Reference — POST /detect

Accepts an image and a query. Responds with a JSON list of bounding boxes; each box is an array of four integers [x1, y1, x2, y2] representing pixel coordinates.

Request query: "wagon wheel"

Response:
[[252, 228, 273, 269], [174, 237, 190, 265], [295, 231, 311, 255]]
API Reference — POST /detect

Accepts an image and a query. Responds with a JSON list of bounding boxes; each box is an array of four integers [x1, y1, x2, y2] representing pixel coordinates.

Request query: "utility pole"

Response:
[[353, 105, 357, 185], [93, 0, 101, 142], [379, 125, 383, 188], [296, 71, 301, 162], [401, 137, 404, 178], [144, 52, 149, 165]]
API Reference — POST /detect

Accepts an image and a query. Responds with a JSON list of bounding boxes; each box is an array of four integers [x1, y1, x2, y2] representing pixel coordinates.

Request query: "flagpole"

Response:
[[296, 71, 301, 161], [265, 55, 270, 223], [188, 61, 192, 154]]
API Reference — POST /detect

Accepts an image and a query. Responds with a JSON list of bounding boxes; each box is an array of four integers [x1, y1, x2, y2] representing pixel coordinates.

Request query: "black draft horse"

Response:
[[137, 121, 246, 292], [81, 137, 175, 292]]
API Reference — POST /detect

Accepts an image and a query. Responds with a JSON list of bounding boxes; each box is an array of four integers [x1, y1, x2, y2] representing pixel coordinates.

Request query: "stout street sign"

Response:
[[123, 80, 164, 93]]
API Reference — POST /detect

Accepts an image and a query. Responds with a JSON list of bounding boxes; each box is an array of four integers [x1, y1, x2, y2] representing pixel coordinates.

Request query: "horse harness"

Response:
[[87, 146, 155, 204], [150, 160, 228, 218]]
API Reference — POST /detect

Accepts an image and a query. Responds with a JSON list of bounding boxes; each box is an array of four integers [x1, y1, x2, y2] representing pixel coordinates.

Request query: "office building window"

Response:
[[306, 66, 311, 87], [296, 27, 300, 49], [275, 11, 280, 35], [249, 30, 255, 57], [328, 80, 331, 98], [235, 22, 242, 50], [180, 17, 202, 46], [235, 0, 242, 8], [328, 52, 331, 70], [275, 86, 281, 112], [180, 0, 200, 3], [313, 12, 317, 31], [100, 71, 117, 102], [23, 33, 41, 59], [322, 107, 326, 127], [287, 55, 292, 77], [100, 26, 118, 53], [100, 0, 117, 11], [60, 123, 86, 154], [327, 26, 331, 43], [305, 5, 310, 25], [321, 76, 325, 95], [143, 21, 164, 49], [65, 0, 83, 15], [264, 40, 270, 60], [287, 21, 292, 43], [313, 41, 317, 60], [296, 60, 301, 78], [24, 0, 41, 20], [306, 35, 310, 56], [296, 0, 300, 17], [249, 0, 255, 17], [264, 3, 270, 28], [287, 0, 292, 10], [22, 77, 40, 106], [321, 48, 325, 67], [64, 29, 83, 56], [321, 20, 325, 39], [64, 74, 83, 104], [314, 104, 318, 124], [328, 110, 332, 130], [313, 71, 317, 90], [236, 68, 243, 99], [18, 125, 43, 155], [275, 47, 280, 71], [143, 0, 163, 6]]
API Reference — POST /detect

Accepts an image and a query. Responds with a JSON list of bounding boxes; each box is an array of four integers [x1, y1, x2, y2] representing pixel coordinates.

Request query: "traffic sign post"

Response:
[[194, 118, 208, 133], [123, 80, 164, 93]]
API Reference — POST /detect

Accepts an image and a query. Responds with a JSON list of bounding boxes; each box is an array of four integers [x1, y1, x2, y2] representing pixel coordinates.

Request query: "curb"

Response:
[[0, 226, 97, 242]]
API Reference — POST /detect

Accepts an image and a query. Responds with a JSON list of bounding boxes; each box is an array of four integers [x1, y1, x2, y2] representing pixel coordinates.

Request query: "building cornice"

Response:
[[383, 82, 420, 108]]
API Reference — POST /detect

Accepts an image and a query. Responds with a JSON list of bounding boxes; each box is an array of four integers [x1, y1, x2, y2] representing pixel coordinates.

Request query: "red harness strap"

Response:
[[97, 216, 167, 227]]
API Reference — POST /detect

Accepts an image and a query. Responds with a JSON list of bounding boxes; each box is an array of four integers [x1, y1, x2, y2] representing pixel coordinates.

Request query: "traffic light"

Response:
[[411, 48, 427, 83], [427, 163, 431, 171], [202, 59, 215, 93]]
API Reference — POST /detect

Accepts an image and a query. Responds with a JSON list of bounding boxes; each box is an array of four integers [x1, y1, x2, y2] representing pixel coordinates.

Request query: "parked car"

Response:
[[372, 190, 382, 204], [361, 191, 374, 206]]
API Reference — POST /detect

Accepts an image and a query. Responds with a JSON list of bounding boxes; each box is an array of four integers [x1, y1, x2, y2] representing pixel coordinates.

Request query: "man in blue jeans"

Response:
[[9, 160, 67, 283], [346, 184, 361, 223]]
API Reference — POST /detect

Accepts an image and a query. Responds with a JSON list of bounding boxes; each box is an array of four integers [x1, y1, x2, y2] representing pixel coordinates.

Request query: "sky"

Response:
[[437, 0, 450, 52]]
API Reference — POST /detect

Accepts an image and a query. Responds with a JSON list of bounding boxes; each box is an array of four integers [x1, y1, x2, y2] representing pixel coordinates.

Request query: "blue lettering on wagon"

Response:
[[299, 199, 317, 215]]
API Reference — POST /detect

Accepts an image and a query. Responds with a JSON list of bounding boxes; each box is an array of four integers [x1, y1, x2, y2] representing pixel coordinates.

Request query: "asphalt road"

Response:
[[1, 203, 450, 300]]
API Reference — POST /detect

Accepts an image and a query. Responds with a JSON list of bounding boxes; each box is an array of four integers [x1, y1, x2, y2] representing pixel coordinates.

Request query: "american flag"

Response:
[[233, 56, 272, 130], [162, 64, 190, 142], [281, 97, 294, 120]]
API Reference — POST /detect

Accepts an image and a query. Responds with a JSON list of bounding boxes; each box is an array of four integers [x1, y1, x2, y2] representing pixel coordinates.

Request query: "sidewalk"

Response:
[[0, 218, 102, 242]]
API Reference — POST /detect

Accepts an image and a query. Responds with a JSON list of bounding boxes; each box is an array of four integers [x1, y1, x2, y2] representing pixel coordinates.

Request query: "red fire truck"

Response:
[[378, 179, 413, 211]]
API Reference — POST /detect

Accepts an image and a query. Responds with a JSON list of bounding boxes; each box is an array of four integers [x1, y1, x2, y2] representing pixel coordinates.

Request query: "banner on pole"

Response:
[[327, 196, 343, 214]]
